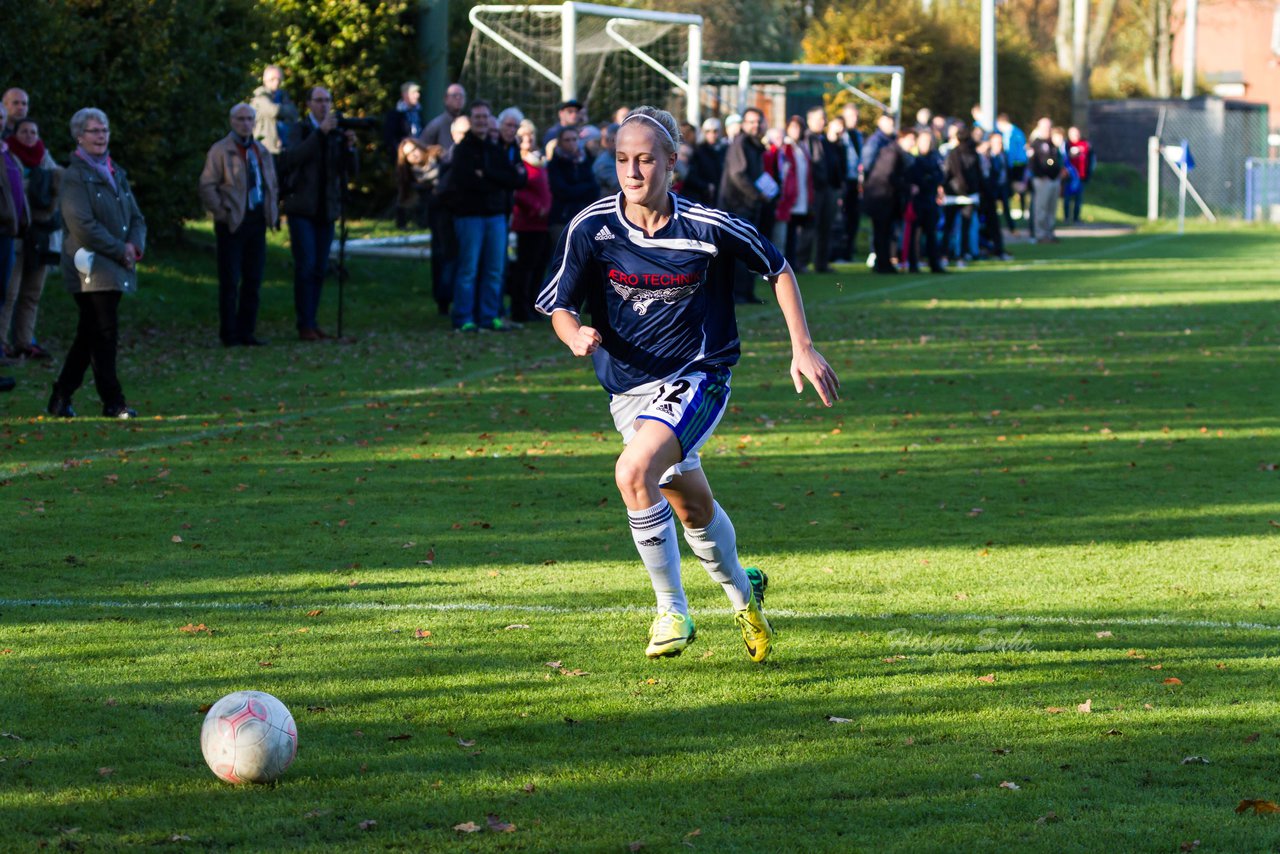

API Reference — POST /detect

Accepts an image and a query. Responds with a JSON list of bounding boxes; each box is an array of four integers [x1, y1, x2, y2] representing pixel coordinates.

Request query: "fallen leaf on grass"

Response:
[[1244, 733, 1260, 743], [504, 624, 530, 630], [977, 673, 996, 684], [387, 733, 412, 741], [1163, 677, 1183, 686], [1077, 699, 1092, 713], [171, 535, 183, 543], [169, 834, 191, 842], [306, 609, 323, 617], [97, 767, 114, 777], [179, 624, 212, 635], [1044, 707, 1066, 714], [1181, 756, 1210, 765], [414, 629, 432, 638], [825, 715, 853, 724], [999, 781, 1020, 790], [457, 738, 476, 748], [1095, 631, 1113, 638], [358, 820, 376, 831], [454, 822, 482, 833], [486, 814, 516, 833], [1104, 729, 1123, 736], [419, 548, 436, 566], [258, 661, 274, 668], [627, 842, 644, 852], [684, 828, 702, 839], [522, 783, 536, 794], [1147, 664, 1163, 670], [992, 747, 1011, 755], [544, 661, 562, 669], [1235, 799, 1280, 814], [1180, 841, 1200, 852], [1035, 811, 1060, 824], [559, 668, 589, 677]]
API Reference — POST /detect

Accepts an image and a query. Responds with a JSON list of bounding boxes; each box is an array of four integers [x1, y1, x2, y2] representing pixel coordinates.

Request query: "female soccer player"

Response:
[[536, 106, 839, 662]]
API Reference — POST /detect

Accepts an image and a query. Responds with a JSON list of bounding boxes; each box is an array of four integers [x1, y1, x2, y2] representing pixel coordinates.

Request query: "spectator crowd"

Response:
[[0, 71, 1097, 414]]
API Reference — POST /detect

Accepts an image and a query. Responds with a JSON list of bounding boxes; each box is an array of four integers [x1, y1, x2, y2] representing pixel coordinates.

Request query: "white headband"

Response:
[[621, 112, 676, 148]]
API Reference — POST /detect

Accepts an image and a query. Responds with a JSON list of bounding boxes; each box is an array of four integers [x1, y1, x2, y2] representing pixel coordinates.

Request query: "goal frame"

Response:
[[467, 2, 704, 126], [701, 60, 905, 128]]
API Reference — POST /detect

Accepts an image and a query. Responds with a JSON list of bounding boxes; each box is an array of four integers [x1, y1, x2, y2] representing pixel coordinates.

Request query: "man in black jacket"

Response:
[[683, 117, 725, 207], [717, 107, 769, 303], [801, 106, 843, 274], [905, 130, 945, 274], [277, 87, 358, 340], [444, 99, 526, 333]]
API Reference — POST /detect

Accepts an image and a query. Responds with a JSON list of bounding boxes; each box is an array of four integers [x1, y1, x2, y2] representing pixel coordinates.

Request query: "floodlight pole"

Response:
[[980, 0, 996, 130], [1181, 0, 1199, 99]]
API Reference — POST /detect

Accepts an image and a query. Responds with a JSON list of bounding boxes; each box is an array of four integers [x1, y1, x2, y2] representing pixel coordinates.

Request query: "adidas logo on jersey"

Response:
[[637, 536, 666, 547], [594, 225, 615, 241]]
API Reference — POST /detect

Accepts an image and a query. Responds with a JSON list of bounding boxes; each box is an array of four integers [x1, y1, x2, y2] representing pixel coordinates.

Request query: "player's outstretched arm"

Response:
[[768, 263, 841, 407], [551, 309, 602, 357]]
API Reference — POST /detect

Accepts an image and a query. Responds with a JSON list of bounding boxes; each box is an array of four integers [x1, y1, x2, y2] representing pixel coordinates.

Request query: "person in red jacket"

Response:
[[508, 120, 551, 323], [1064, 126, 1094, 224]]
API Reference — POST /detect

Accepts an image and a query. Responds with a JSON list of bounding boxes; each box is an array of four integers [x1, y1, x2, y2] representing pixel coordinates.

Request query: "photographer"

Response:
[[276, 87, 358, 340]]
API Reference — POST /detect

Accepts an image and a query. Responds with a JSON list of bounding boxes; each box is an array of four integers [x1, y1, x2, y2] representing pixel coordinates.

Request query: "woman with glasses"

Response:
[[48, 108, 146, 419]]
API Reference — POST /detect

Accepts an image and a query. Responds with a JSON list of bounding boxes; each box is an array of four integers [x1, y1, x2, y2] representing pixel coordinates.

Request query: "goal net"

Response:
[[461, 2, 703, 135]]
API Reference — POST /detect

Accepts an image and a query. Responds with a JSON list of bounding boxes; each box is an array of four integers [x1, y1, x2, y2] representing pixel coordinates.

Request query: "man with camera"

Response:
[[277, 87, 358, 341]]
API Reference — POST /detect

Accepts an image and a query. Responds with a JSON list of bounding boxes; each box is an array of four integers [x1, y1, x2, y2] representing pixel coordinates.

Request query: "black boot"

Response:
[[47, 386, 76, 417]]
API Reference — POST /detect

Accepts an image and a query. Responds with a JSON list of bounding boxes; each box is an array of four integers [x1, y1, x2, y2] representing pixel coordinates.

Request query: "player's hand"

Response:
[[791, 345, 840, 407], [570, 325, 602, 357]]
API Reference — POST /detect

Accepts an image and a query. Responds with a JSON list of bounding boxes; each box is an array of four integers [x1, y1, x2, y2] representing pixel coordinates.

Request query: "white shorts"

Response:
[[609, 368, 732, 486]]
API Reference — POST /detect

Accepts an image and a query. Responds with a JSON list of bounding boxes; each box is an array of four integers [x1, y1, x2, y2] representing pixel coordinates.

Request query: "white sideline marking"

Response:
[[3, 598, 1279, 634], [0, 231, 1179, 482]]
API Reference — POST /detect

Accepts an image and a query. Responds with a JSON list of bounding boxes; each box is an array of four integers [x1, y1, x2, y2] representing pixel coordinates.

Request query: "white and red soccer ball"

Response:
[[200, 690, 297, 784]]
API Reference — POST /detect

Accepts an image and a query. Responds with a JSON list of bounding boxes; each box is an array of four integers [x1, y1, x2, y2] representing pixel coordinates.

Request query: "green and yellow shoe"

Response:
[[645, 610, 696, 658], [735, 594, 774, 663]]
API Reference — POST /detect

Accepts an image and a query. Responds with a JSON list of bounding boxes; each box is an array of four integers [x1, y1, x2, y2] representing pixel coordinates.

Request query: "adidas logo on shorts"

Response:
[[594, 225, 615, 241], [657, 403, 677, 418]]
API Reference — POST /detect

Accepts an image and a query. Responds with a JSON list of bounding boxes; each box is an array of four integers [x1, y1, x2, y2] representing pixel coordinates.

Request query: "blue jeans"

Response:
[[288, 215, 334, 332], [452, 214, 507, 329]]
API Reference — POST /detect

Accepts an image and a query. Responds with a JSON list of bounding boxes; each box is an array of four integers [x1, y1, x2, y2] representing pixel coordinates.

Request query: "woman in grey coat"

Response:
[[48, 108, 146, 419]]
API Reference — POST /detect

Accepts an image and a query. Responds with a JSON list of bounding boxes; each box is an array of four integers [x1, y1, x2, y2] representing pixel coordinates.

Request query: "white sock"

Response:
[[682, 501, 751, 611], [628, 499, 687, 614]]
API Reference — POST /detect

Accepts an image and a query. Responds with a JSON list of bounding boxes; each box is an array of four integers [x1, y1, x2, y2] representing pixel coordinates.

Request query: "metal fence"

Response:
[[1091, 97, 1270, 221], [1243, 158, 1280, 221], [1150, 98, 1269, 220]]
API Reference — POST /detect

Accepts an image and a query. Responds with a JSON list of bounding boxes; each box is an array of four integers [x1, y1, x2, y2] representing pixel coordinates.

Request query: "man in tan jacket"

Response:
[[199, 103, 279, 346]]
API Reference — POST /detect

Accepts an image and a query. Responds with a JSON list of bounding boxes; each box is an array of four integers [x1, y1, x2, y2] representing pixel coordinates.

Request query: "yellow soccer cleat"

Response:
[[735, 595, 774, 663], [645, 610, 696, 658]]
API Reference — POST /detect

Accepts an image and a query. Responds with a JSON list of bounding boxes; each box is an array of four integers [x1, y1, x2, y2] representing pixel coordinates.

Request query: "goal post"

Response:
[[463, 2, 703, 130], [700, 60, 905, 128]]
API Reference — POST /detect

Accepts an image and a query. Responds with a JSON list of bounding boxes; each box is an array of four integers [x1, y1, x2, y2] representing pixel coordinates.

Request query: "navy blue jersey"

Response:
[[536, 192, 786, 394]]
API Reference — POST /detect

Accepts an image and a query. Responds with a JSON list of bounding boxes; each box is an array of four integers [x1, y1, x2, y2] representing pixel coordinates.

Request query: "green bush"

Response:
[[0, 0, 267, 242]]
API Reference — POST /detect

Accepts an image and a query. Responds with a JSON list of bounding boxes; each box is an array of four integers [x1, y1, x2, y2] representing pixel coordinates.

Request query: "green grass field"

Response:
[[2, 217, 1279, 852]]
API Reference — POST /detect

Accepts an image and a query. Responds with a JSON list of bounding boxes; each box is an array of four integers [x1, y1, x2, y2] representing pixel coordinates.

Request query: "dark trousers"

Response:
[[55, 290, 124, 410], [802, 186, 837, 271], [508, 230, 550, 322], [870, 211, 896, 271], [287, 215, 334, 332], [784, 213, 809, 269], [215, 207, 267, 344], [907, 205, 942, 271], [980, 195, 1005, 256], [428, 202, 455, 314], [841, 184, 862, 259]]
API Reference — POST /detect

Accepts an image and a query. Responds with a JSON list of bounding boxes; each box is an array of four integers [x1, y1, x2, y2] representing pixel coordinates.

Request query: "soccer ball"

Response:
[[200, 690, 297, 784]]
